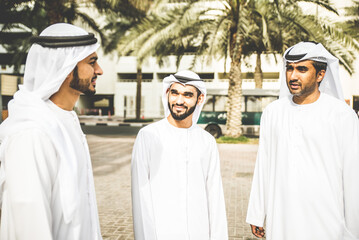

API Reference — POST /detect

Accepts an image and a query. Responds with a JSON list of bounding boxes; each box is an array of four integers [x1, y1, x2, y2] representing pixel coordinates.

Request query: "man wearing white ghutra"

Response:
[[0, 23, 103, 239], [131, 70, 228, 240], [247, 42, 359, 240]]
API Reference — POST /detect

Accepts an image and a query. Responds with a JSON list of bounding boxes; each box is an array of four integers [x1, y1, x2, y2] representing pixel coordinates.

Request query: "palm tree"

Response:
[[100, 0, 154, 120], [112, 0, 359, 136], [115, 1, 248, 136], [242, 0, 359, 88], [339, 0, 359, 40], [0, 0, 107, 72]]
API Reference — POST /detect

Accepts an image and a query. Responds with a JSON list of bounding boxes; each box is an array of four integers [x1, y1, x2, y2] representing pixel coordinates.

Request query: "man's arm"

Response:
[[131, 130, 157, 240], [206, 138, 228, 240], [246, 109, 269, 238], [1, 129, 58, 240], [342, 111, 359, 238]]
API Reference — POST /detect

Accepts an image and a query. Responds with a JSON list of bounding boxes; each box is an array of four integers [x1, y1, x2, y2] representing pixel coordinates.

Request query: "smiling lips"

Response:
[[173, 104, 187, 112], [289, 81, 301, 90], [91, 76, 97, 86]]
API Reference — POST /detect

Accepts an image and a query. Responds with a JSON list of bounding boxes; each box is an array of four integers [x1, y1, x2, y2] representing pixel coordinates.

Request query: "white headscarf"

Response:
[[279, 42, 344, 100], [0, 23, 99, 224], [162, 70, 207, 126]]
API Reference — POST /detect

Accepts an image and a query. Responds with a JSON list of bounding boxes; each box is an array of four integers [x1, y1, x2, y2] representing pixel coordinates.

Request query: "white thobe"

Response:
[[247, 93, 359, 240], [131, 118, 228, 240], [0, 100, 101, 240]]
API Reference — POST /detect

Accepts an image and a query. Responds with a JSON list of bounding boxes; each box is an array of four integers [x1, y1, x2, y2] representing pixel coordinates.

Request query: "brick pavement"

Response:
[[87, 135, 259, 240]]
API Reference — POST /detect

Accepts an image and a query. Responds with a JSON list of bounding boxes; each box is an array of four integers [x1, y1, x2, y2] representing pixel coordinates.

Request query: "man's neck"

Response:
[[50, 88, 80, 111], [292, 90, 321, 105], [167, 115, 193, 128]]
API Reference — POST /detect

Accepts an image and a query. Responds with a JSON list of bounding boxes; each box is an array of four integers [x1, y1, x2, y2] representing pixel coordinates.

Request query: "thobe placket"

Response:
[[185, 129, 190, 240], [289, 106, 303, 166], [178, 128, 191, 240], [71, 111, 101, 240]]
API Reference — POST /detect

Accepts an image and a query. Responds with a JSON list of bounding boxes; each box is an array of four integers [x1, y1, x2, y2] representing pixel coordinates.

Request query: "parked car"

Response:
[[198, 111, 262, 138]]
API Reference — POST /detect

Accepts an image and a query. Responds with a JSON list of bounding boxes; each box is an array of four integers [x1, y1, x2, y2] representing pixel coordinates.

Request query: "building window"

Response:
[[198, 73, 214, 82], [157, 73, 174, 81], [118, 73, 154, 82]]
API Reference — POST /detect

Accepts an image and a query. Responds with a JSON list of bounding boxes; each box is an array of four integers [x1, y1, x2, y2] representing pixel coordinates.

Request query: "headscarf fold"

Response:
[[279, 42, 344, 101]]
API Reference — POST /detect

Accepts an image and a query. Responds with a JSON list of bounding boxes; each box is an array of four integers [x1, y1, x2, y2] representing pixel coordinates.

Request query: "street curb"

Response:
[[80, 122, 149, 127]]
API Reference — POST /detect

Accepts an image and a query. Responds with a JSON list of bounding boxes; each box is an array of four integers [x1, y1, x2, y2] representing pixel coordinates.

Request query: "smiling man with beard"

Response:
[[0, 23, 103, 239], [246, 42, 359, 240], [131, 70, 228, 240]]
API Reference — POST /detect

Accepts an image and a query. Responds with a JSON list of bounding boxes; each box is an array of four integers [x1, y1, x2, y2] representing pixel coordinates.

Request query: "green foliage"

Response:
[[123, 118, 154, 122], [112, 0, 359, 137], [0, 0, 107, 72], [337, 0, 359, 41], [216, 135, 259, 144]]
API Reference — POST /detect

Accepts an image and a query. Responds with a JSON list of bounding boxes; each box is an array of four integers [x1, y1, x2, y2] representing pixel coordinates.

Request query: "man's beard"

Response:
[[288, 79, 317, 97], [168, 98, 198, 121], [70, 66, 96, 96]]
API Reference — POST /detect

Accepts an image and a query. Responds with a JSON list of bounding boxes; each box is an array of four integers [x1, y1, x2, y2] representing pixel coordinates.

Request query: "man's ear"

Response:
[[317, 70, 326, 83], [197, 94, 205, 105]]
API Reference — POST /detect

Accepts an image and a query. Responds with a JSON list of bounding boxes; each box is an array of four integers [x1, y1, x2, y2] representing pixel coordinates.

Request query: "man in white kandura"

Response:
[[0, 23, 103, 239], [131, 70, 228, 240], [246, 41, 359, 240]]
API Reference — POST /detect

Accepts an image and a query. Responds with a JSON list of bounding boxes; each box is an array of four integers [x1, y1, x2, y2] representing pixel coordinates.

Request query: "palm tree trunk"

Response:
[[226, 20, 244, 138], [254, 51, 263, 89], [226, 59, 243, 137], [136, 66, 142, 120]]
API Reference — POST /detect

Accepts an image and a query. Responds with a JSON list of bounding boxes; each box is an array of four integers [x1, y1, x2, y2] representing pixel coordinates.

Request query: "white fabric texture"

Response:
[[162, 70, 207, 126], [0, 23, 101, 238], [246, 93, 359, 240], [0, 101, 101, 240], [132, 118, 228, 240], [279, 42, 344, 100]]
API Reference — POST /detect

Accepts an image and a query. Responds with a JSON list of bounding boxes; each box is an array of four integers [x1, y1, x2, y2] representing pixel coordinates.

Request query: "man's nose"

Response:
[[289, 69, 299, 80], [95, 63, 103, 75], [175, 94, 185, 104]]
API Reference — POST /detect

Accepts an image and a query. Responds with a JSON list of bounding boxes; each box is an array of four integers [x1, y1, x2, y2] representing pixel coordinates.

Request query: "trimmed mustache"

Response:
[[172, 103, 188, 109], [289, 80, 301, 85]]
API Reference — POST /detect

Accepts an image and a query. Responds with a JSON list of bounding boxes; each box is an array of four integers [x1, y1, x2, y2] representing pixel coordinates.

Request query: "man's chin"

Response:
[[171, 112, 190, 121], [83, 89, 96, 96]]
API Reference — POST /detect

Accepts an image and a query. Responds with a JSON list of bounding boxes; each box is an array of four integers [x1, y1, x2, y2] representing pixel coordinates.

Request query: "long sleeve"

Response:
[[0, 129, 58, 240], [131, 130, 157, 240], [246, 109, 269, 227], [342, 111, 359, 238], [206, 138, 228, 240]]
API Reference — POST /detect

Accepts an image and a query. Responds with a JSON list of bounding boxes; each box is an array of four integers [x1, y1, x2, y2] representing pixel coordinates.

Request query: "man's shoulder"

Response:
[[263, 97, 288, 113], [322, 93, 347, 105], [193, 125, 216, 141], [137, 119, 166, 136], [321, 93, 355, 115], [7, 128, 51, 143], [2, 128, 55, 156]]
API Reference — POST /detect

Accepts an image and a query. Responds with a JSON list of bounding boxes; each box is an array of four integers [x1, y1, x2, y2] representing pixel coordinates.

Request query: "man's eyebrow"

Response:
[[297, 66, 308, 70], [90, 56, 98, 61]]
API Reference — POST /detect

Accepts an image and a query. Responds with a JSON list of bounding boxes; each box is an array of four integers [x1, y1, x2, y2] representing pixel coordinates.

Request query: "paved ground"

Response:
[[88, 135, 259, 240]]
